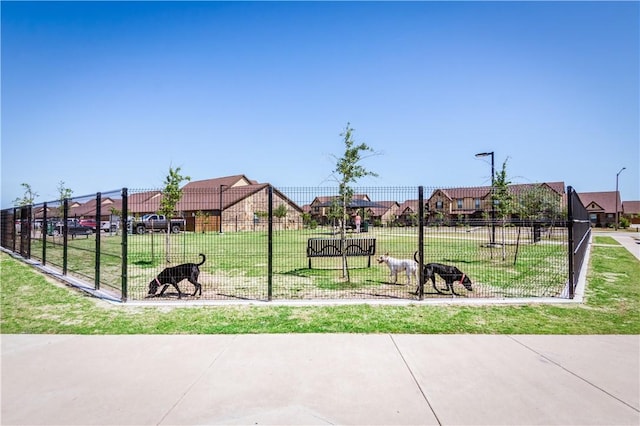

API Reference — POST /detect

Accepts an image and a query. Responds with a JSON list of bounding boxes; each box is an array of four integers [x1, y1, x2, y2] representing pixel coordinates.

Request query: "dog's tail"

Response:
[[197, 253, 206, 266], [413, 251, 419, 264]]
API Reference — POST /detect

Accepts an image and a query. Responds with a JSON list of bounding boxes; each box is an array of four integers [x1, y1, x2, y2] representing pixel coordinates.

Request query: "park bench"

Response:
[[306, 237, 376, 269]]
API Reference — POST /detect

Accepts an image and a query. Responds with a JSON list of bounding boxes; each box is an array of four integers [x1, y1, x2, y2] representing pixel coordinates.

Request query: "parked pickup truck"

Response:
[[130, 214, 186, 234]]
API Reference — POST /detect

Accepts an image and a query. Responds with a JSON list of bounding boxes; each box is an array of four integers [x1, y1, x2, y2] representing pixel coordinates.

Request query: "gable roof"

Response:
[[177, 183, 271, 211], [397, 200, 419, 215], [68, 197, 121, 217], [368, 201, 399, 217], [309, 194, 371, 206], [182, 174, 255, 190], [623, 201, 640, 215], [429, 182, 566, 202], [578, 191, 622, 213]]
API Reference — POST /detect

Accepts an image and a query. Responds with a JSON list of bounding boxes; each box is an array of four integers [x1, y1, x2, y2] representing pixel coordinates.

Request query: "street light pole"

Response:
[[475, 151, 495, 245], [615, 167, 625, 230]]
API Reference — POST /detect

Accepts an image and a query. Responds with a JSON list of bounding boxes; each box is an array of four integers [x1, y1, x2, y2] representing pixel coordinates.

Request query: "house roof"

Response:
[[397, 200, 419, 215], [578, 191, 622, 213], [128, 175, 303, 215], [430, 182, 566, 201], [182, 174, 255, 190], [368, 201, 399, 217], [310, 194, 371, 206], [128, 191, 163, 214], [623, 201, 640, 215], [177, 183, 271, 211], [68, 197, 121, 217]]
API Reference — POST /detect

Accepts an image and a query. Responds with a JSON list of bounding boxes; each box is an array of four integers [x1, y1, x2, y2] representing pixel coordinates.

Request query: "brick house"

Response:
[[178, 175, 303, 232], [578, 191, 623, 228], [308, 194, 372, 225], [127, 175, 303, 232], [622, 200, 640, 225], [427, 182, 566, 225]]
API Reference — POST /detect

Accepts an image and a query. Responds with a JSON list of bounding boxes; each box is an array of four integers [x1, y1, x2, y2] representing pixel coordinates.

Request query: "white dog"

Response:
[[377, 253, 417, 285]]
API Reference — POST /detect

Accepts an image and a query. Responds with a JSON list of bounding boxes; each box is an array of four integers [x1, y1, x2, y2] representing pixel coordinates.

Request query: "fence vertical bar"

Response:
[[121, 188, 128, 302], [42, 202, 47, 266], [62, 198, 69, 275], [12, 208, 17, 253], [267, 185, 273, 301], [566, 186, 575, 299], [23, 206, 32, 258], [418, 186, 425, 300], [95, 192, 101, 290]]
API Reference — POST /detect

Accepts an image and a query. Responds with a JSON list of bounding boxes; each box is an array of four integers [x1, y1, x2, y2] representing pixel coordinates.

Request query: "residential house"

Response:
[[68, 197, 122, 221], [427, 182, 566, 224], [178, 175, 303, 232], [578, 191, 623, 228], [396, 200, 420, 226], [369, 201, 400, 226], [308, 194, 372, 225], [622, 200, 640, 225]]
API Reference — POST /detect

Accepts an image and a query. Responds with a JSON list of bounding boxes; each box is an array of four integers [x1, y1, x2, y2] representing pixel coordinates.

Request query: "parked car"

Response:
[[79, 219, 97, 230], [47, 220, 93, 237], [129, 214, 186, 234], [100, 220, 119, 232]]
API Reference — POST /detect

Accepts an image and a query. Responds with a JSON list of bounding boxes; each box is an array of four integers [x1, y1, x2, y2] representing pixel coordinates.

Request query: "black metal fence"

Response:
[[567, 186, 591, 298], [1, 184, 588, 302]]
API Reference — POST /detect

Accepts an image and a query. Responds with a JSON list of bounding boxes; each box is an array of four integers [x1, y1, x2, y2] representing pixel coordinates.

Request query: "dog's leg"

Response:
[[188, 269, 202, 297], [450, 281, 461, 296], [158, 284, 170, 296], [188, 278, 202, 296], [430, 271, 447, 295], [168, 278, 182, 299]]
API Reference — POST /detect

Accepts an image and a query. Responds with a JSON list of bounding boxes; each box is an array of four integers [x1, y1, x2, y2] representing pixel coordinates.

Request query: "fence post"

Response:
[[42, 202, 47, 266], [12, 208, 17, 253], [63, 198, 69, 275], [95, 192, 101, 290], [121, 188, 128, 302], [22, 206, 32, 259], [418, 186, 425, 300], [267, 185, 273, 301], [567, 186, 575, 299]]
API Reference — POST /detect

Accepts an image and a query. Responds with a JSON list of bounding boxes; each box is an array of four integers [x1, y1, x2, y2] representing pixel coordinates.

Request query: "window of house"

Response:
[[475, 199, 481, 209], [457, 199, 463, 209], [436, 201, 443, 209]]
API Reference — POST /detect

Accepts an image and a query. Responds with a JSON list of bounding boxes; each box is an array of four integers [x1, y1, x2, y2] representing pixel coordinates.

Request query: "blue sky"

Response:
[[2, 1, 638, 207]]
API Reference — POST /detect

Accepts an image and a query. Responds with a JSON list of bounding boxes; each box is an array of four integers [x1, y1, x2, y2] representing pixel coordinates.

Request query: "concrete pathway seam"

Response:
[[389, 334, 442, 426], [156, 335, 238, 425], [508, 335, 640, 414]]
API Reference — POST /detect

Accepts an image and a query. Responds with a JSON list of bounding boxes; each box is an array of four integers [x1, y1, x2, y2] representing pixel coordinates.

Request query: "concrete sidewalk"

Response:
[[2, 334, 638, 425]]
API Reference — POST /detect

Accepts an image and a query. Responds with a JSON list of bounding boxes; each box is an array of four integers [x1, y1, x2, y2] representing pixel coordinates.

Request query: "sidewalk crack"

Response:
[[156, 336, 237, 425], [508, 336, 639, 414], [389, 335, 442, 426]]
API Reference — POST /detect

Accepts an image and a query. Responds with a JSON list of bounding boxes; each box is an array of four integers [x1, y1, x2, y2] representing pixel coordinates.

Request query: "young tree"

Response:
[[13, 183, 38, 207], [158, 166, 191, 262], [273, 204, 288, 231], [331, 123, 378, 281], [57, 181, 73, 205], [492, 159, 515, 260]]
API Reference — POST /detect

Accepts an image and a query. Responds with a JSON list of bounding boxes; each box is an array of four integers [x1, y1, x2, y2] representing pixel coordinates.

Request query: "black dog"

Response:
[[413, 253, 473, 296], [148, 254, 206, 299]]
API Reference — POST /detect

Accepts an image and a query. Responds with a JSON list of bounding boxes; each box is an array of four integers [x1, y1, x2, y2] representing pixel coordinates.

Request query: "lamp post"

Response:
[[615, 167, 625, 230], [219, 184, 227, 234], [475, 151, 495, 245]]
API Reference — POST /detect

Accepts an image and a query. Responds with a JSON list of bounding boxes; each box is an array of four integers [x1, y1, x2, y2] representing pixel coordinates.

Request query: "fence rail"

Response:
[[1, 185, 588, 302]]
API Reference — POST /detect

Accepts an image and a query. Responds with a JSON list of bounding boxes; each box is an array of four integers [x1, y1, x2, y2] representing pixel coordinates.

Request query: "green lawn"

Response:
[[29, 226, 568, 300], [1, 238, 638, 334]]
